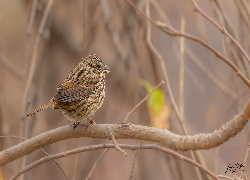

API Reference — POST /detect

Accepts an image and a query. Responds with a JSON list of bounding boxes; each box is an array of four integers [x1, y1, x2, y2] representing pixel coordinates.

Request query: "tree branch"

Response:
[[9, 144, 221, 180], [125, 0, 250, 89], [191, 0, 250, 65], [1, 98, 250, 166]]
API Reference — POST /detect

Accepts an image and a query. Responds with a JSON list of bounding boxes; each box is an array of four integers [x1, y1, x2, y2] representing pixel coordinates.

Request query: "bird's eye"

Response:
[[97, 65, 100, 69]]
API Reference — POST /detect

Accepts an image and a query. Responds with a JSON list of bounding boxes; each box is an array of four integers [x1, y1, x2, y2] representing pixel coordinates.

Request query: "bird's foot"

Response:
[[71, 121, 81, 130], [87, 117, 96, 124]]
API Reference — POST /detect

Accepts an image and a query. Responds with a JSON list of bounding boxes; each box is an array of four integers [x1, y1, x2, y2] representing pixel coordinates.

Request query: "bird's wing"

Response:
[[56, 81, 92, 102]]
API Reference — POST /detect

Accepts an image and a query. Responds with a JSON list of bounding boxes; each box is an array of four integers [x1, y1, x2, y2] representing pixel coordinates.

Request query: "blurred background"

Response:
[[0, 0, 250, 179]]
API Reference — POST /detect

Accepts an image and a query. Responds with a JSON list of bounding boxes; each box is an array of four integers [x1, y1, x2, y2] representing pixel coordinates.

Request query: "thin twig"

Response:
[[217, 175, 234, 180], [86, 76, 161, 178], [0, 53, 25, 80], [222, 35, 227, 58], [85, 146, 110, 180], [210, 0, 247, 77], [100, 0, 130, 68], [144, 1, 208, 179], [129, 4, 242, 178], [109, 126, 127, 156], [0, 88, 3, 151], [25, 0, 38, 77], [234, 0, 250, 33], [179, 16, 185, 119], [214, 90, 249, 174], [240, 142, 250, 179], [20, 1, 54, 179], [126, 0, 250, 89], [9, 144, 221, 180], [0, 135, 69, 180], [124, 80, 164, 123], [72, 139, 81, 180], [86, 78, 163, 177], [191, 0, 250, 65], [151, 0, 237, 101], [234, 175, 243, 180], [185, 44, 237, 100], [129, 141, 143, 180], [82, 0, 86, 58]]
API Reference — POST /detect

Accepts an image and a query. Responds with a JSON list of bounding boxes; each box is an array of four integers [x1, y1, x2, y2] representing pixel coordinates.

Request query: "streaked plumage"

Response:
[[26, 54, 110, 122]]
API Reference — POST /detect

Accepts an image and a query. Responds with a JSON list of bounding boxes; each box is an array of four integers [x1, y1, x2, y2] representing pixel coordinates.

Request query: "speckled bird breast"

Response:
[[54, 76, 106, 122]]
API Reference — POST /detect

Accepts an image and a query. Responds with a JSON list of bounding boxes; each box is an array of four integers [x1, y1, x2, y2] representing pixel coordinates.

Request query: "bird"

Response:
[[26, 54, 110, 128]]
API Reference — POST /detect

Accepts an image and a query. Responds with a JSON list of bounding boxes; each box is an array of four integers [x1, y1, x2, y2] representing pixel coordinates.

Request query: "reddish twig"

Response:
[[191, 0, 250, 65], [217, 175, 234, 180], [20, 1, 54, 179], [240, 142, 250, 179], [9, 143, 221, 180], [129, 141, 143, 180], [86, 79, 164, 178], [124, 80, 164, 122], [151, 0, 237, 100], [110, 126, 127, 156], [25, 0, 38, 77], [0, 135, 69, 180], [85, 146, 110, 180], [146, 2, 203, 179], [125, 0, 250, 89], [72, 139, 81, 180]]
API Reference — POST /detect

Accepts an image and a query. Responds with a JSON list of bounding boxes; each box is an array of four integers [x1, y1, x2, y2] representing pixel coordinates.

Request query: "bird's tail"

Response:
[[26, 101, 57, 117]]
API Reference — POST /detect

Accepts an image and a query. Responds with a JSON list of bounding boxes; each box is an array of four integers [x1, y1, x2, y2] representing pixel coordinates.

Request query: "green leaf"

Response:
[[139, 79, 164, 115]]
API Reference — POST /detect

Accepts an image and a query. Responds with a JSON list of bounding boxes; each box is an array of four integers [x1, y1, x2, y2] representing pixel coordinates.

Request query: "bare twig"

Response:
[[214, 90, 249, 174], [184, 44, 237, 100], [129, 141, 143, 180], [20, 1, 54, 179], [72, 139, 80, 180], [0, 53, 25, 80], [9, 143, 221, 180], [110, 126, 127, 156], [86, 78, 163, 178], [0, 135, 69, 180], [144, 0, 186, 136], [127, 3, 242, 179], [85, 144, 111, 180], [234, 175, 243, 180], [25, 0, 38, 77], [240, 142, 250, 179], [191, 0, 250, 65], [179, 13, 203, 180], [124, 80, 164, 122], [179, 16, 185, 119], [126, 0, 250, 89], [82, 0, 86, 58], [217, 175, 234, 180], [0, 88, 3, 151], [234, 0, 250, 32], [100, 0, 130, 68], [86, 76, 162, 178], [222, 35, 227, 58], [210, 0, 247, 77], [146, 1, 202, 178], [151, 0, 237, 100]]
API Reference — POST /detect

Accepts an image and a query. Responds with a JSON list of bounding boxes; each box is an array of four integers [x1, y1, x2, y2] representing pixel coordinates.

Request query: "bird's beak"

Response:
[[103, 65, 111, 74]]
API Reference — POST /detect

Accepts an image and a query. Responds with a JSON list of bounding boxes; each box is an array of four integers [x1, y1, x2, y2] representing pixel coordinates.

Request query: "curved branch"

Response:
[[125, 0, 250, 89], [9, 144, 221, 180], [191, 0, 250, 65], [1, 99, 250, 166]]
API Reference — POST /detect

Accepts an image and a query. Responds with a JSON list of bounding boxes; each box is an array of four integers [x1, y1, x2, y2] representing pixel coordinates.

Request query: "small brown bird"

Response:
[[26, 54, 110, 126]]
